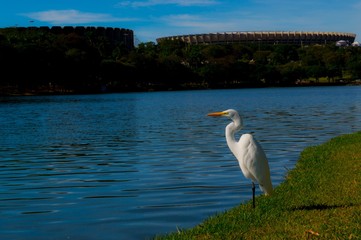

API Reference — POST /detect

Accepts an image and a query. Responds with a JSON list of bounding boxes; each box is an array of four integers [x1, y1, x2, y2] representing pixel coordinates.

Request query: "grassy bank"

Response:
[[155, 131, 361, 239]]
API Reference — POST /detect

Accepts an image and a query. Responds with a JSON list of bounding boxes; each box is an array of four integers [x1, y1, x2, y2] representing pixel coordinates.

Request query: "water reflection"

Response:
[[1, 86, 361, 239]]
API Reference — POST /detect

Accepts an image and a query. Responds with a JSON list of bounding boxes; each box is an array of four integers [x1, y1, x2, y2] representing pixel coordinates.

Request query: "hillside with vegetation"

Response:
[[1, 27, 361, 95], [155, 131, 361, 239]]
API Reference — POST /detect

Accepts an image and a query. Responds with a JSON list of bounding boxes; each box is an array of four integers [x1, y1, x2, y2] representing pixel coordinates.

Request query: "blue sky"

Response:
[[2, 0, 361, 43]]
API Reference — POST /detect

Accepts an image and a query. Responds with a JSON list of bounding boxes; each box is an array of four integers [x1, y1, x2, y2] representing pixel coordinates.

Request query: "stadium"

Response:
[[156, 31, 356, 46]]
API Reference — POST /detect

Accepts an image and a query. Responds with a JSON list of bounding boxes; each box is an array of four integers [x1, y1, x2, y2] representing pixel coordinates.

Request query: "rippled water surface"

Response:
[[1, 86, 361, 239]]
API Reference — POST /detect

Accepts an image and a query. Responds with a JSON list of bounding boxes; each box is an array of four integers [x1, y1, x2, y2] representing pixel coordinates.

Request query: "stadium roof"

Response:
[[156, 31, 356, 45]]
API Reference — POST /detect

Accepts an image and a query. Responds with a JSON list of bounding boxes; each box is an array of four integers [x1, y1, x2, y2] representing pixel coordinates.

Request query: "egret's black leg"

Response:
[[252, 182, 255, 208]]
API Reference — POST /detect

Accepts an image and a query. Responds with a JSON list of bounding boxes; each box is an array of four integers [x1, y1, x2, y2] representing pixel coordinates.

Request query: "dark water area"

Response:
[[1, 86, 361, 239]]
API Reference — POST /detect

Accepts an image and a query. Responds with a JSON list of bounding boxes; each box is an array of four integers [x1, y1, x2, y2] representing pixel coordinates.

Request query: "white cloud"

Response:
[[162, 14, 207, 27], [117, 0, 219, 7], [353, 1, 361, 9], [23, 9, 135, 24], [154, 14, 244, 36]]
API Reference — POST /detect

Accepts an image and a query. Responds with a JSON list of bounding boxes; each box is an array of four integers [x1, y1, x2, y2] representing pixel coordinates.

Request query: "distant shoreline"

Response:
[[1, 81, 359, 97]]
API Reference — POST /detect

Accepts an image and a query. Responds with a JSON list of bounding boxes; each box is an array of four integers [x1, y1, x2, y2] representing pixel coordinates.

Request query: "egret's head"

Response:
[[207, 109, 239, 119], [208, 109, 243, 130]]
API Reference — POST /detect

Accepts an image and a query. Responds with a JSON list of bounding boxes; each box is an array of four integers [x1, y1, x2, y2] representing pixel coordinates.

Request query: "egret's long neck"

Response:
[[225, 116, 243, 152]]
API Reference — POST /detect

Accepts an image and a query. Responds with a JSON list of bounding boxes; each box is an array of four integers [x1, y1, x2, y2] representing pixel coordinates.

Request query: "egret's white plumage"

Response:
[[208, 109, 273, 203]]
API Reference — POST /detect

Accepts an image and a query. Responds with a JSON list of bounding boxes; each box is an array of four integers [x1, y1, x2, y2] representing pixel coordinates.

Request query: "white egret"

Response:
[[207, 109, 272, 208]]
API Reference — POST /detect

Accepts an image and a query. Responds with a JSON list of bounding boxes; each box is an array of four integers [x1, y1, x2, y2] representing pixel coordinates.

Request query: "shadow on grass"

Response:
[[290, 203, 354, 211]]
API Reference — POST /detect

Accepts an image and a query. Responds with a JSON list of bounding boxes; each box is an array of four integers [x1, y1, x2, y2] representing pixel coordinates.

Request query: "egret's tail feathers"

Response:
[[259, 184, 273, 196], [264, 191, 272, 196]]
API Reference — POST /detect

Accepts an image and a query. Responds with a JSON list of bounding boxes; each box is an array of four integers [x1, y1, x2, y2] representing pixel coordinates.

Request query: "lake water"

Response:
[[1, 86, 361, 239]]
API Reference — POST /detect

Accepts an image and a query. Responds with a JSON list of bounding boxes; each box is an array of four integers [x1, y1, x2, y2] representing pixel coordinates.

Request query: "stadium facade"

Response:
[[156, 31, 356, 46]]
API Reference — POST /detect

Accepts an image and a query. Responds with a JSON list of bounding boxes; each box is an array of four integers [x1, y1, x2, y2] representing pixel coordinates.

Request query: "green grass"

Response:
[[155, 131, 361, 239]]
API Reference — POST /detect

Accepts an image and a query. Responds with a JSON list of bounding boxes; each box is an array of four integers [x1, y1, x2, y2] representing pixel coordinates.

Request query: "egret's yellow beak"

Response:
[[207, 111, 227, 117]]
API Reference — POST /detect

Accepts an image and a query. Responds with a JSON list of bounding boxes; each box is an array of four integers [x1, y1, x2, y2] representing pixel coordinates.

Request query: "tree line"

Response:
[[1, 27, 361, 95]]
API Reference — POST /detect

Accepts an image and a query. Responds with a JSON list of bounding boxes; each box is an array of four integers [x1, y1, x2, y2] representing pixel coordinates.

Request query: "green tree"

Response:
[[278, 61, 306, 84]]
